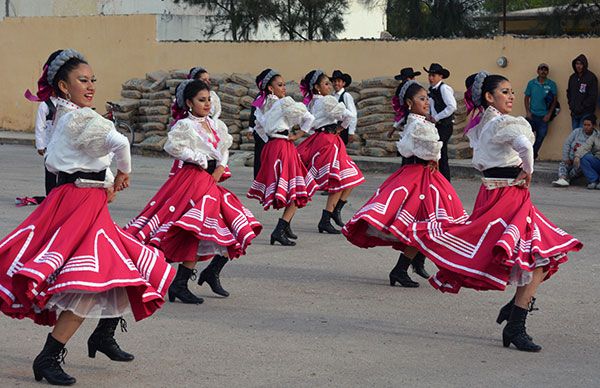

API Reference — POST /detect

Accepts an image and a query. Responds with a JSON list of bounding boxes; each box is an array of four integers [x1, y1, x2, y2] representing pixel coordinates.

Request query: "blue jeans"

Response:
[[529, 115, 548, 159], [580, 153, 600, 183], [571, 115, 586, 130]]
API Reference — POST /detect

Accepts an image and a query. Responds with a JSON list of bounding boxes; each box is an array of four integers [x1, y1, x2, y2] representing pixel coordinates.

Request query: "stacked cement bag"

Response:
[[218, 73, 255, 151], [352, 76, 398, 157], [113, 70, 472, 159]]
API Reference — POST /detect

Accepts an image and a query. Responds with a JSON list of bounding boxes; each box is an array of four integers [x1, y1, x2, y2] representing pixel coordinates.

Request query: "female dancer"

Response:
[[0, 49, 175, 385], [343, 80, 467, 287], [297, 70, 364, 234], [126, 80, 261, 302], [188, 66, 221, 120], [247, 69, 316, 246], [412, 72, 583, 351]]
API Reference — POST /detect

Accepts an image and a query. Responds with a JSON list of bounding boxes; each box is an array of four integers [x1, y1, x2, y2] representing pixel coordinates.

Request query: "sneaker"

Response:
[[587, 182, 599, 190], [552, 178, 570, 187]]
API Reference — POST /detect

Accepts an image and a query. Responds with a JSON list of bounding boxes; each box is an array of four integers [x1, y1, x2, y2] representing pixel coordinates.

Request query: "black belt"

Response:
[[56, 170, 106, 187], [268, 130, 289, 140], [482, 166, 521, 179], [316, 124, 338, 134], [401, 156, 429, 166], [184, 160, 217, 174]]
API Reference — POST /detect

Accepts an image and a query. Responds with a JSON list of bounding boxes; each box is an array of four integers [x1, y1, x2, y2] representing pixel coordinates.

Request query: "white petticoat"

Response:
[[45, 288, 132, 319], [508, 254, 551, 287]]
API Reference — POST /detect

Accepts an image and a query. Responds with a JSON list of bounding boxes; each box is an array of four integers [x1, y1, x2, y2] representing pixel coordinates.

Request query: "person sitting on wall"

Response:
[[574, 116, 600, 189], [552, 115, 598, 187], [525, 63, 558, 160]]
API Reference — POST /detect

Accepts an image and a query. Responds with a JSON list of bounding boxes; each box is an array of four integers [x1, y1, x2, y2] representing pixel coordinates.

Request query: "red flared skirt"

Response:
[[412, 185, 583, 293], [247, 138, 317, 210], [343, 164, 468, 251], [168, 159, 232, 182], [126, 164, 262, 262], [0, 184, 176, 325], [296, 132, 365, 193]]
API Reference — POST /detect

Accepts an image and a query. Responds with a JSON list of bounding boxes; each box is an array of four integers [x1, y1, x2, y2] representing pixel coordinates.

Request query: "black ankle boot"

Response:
[[271, 218, 296, 246], [331, 200, 347, 227], [389, 254, 419, 287], [198, 255, 230, 297], [410, 252, 430, 279], [283, 221, 298, 240], [33, 333, 76, 386], [318, 210, 341, 234], [497, 297, 535, 340], [88, 317, 134, 362], [496, 296, 515, 324], [168, 264, 204, 304], [502, 305, 542, 352]]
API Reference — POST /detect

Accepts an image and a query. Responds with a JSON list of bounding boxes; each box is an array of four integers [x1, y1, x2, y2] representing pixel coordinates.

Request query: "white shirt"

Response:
[[429, 81, 457, 122], [210, 90, 221, 120], [34, 96, 59, 150], [46, 108, 131, 177], [467, 106, 535, 174], [334, 88, 357, 135], [254, 95, 314, 141], [308, 95, 356, 133], [164, 115, 233, 169], [396, 114, 442, 161]]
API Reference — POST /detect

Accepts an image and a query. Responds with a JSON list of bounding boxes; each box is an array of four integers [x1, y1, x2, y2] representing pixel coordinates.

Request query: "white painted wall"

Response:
[[4, 0, 385, 40]]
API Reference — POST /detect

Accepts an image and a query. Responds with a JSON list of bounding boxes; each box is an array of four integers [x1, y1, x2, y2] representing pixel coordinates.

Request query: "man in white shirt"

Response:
[[424, 63, 457, 181], [331, 70, 357, 145]]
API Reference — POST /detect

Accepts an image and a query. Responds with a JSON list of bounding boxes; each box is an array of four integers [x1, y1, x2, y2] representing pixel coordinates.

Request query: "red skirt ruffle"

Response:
[[247, 138, 317, 210], [343, 164, 468, 251], [297, 132, 365, 193], [126, 164, 262, 262], [412, 185, 583, 293], [168, 159, 232, 182], [0, 185, 176, 325]]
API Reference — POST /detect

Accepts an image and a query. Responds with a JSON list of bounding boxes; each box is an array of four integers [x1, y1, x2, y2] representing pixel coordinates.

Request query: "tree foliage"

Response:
[[378, 0, 486, 38], [175, 0, 349, 41]]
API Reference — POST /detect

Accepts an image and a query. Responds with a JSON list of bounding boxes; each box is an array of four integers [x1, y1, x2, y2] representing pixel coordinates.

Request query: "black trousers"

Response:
[[436, 121, 453, 182], [45, 164, 57, 195], [253, 131, 266, 179], [339, 127, 349, 145]]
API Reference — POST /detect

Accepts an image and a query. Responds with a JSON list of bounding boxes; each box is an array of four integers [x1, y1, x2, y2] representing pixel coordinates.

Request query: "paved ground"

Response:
[[0, 144, 598, 388]]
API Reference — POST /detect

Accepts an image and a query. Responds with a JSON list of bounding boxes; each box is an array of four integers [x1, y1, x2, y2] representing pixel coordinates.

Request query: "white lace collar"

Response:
[[55, 97, 80, 111]]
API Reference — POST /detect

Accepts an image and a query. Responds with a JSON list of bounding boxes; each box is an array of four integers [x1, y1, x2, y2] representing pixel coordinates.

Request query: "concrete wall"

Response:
[[1, 14, 598, 160]]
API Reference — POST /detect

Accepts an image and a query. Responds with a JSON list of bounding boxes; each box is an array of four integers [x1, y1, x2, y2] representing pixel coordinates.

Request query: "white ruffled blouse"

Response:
[[46, 107, 131, 178], [467, 106, 535, 174], [253, 95, 315, 142], [308, 94, 357, 132], [396, 114, 442, 161], [164, 114, 233, 169]]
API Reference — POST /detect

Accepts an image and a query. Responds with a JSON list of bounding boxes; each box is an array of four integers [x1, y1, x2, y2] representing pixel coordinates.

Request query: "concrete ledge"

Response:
[[0, 129, 567, 184]]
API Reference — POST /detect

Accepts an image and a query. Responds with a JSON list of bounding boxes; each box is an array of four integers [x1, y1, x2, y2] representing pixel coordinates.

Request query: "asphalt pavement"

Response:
[[0, 144, 598, 388]]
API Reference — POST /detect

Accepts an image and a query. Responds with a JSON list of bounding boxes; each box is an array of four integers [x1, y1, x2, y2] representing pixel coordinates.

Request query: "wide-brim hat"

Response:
[[423, 63, 450, 79], [331, 70, 352, 87], [394, 67, 422, 81]]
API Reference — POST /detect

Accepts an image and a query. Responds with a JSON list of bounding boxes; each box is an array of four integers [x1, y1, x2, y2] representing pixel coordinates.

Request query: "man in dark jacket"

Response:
[[567, 54, 598, 130]]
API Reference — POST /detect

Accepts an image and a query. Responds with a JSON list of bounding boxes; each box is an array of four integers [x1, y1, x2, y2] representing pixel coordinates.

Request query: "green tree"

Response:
[[176, 0, 350, 40], [361, 0, 485, 38], [173, 0, 268, 41]]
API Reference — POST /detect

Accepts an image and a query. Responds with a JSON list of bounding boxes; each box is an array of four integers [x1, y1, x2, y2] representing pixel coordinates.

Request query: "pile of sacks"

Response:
[[110, 72, 470, 158]]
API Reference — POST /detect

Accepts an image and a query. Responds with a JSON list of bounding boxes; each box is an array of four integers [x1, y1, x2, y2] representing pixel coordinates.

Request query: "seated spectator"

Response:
[[553, 115, 598, 187], [574, 117, 600, 189]]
